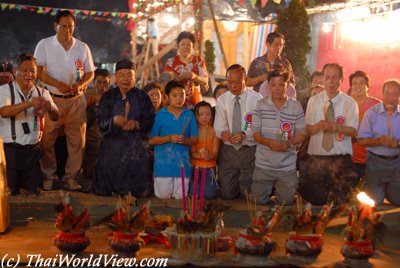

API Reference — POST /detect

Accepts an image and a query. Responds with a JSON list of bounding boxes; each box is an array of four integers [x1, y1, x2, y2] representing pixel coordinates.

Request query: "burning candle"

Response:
[[180, 162, 187, 213], [357, 192, 375, 221], [192, 166, 199, 220], [198, 167, 206, 214]]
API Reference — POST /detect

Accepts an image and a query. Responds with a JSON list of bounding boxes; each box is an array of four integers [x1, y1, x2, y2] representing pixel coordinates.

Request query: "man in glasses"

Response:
[[0, 54, 58, 195], [34, 10, 94, 191]]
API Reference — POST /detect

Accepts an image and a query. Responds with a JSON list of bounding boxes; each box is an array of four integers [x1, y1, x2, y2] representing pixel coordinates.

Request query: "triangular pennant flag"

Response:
[[120, 13, 127, 18], [69, 9, 75, 14], [90, 11, 96, 16], [111, 12, 117, 17], [1, 3, 8, 10], [17, 5, 22, 11], [83, 10, 89, 15], [9, 4, 15, 9], [82, 16, 88, 19], [51, 11, 57, 16], [37, 7, 44, 14], [75, 10, 81, 15], [273, 0, 282, 3], [250, 0, 257, 7], [239, 0, 244, 6], [53, 8, 59, 13], [97, 11, 103, 16], [103, 12, 110, 16], [261, 0, 268, 8], [44, 7, 52, 13]]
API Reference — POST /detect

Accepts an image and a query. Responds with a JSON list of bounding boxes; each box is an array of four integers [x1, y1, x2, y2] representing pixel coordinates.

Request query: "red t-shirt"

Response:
[[165, 55, 207, 108]]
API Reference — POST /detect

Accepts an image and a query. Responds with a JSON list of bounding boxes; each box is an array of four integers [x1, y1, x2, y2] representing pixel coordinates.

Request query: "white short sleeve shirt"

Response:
[[305, 90, 359, 156], [0, 81, 58, 144], [34, 35, 95, 94]]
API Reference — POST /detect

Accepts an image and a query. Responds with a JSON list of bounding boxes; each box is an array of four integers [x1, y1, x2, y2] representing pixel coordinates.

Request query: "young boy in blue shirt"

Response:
[[150, 80, 198, 199]]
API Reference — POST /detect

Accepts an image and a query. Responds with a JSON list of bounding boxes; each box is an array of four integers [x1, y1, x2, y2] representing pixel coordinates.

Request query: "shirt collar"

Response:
[[266, 95, 289, 109], [322, 90, 342, 104], [228, 90, 246, 101], [52, 35, 76, 50], [377, 102, 400, 115]]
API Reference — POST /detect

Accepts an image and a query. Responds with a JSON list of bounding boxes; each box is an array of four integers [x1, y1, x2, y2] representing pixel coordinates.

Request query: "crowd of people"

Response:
[[1, 10, 400, 207]]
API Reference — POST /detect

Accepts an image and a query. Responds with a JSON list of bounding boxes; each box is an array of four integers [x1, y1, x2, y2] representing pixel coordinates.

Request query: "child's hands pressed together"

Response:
[[170, 134, 185, 144]]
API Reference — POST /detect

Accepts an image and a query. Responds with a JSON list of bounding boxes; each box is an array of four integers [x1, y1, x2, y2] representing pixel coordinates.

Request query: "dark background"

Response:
[[0, 0, 132, 65]]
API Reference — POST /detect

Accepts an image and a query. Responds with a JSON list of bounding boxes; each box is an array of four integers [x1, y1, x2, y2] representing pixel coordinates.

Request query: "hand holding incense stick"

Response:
[[124, 101, 130, 121], [181, 116, 191, 135]]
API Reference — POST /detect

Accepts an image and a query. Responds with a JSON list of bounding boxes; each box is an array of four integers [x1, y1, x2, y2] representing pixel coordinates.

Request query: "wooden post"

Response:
[[130, 25, 137, 63], [243, 22, 249, 70], [207, 0, 228, 69]]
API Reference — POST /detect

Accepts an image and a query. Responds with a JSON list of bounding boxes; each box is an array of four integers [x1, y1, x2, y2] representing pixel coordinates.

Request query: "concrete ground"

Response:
[[1, 191, 399, 267]]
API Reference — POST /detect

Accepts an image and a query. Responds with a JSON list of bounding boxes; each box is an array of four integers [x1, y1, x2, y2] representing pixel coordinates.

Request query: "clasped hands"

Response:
[[317, 120, 341, 132], [30, 96, 52, 112], [221, 131, 245, 145], [113, 115, 139, 131], [57, 81, 83, 94], [377, 136, 398, 148]]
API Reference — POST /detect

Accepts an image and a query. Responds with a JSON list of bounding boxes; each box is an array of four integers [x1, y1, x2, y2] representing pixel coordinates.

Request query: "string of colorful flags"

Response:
[[0, 0, 182, 23]]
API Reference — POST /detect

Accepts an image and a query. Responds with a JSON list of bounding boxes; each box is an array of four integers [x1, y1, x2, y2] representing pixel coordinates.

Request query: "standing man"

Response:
[[214, 64, 262, 199], [0, 54, 58, 195], [34, 10, 94, 191], [247, 32, 294, 93], [94, 59, 155, 197], [251, 70, 306, 205], [358, 80, 400, 205], [299, 63, 359, 205]]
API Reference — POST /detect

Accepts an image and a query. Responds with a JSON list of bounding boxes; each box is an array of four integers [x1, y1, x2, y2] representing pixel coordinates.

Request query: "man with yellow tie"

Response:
[[298, 63, 359, 205]]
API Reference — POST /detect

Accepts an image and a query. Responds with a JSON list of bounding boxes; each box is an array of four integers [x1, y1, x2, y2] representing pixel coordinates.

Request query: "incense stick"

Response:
[[181, 116, 191, 135]]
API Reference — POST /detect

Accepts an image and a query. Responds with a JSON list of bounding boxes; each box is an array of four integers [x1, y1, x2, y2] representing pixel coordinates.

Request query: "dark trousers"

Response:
[[217, 143, 256, 199], [4, 143, 43, 194], [298, 154, 358, 205]]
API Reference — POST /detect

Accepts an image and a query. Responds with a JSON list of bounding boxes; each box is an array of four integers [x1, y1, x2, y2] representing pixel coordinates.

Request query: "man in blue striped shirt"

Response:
[[251, 69, 306, 205]]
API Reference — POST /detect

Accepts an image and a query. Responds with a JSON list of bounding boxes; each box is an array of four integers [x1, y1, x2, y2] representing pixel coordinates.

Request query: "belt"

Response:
[[4, 142, 38, 150], [50, 92, 81, 98], [369, 151, 399, 161]]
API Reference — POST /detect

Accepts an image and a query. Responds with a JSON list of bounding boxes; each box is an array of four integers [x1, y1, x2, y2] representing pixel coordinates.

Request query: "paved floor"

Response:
[[1, 191, 399, 267]]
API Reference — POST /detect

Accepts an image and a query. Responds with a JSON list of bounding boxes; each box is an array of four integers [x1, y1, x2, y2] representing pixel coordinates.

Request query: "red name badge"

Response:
[[335, 116, 346, 141], [280, 121, 292, 141]]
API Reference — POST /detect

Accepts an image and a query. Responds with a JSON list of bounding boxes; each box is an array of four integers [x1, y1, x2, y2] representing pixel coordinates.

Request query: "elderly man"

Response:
[[247, 32, 294, 93], [214, 64, 262, 199], [299, 63, 359, 205], [251, 69, 306, 205], [34, 10, 94, 191], [358, 80, 400, 205], [93, 59, 155, 197], [0, 54, 58, 195]]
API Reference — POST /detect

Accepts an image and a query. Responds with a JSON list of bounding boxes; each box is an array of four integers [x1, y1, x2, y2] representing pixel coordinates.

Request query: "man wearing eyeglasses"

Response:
[[34, 10, 94, 191], [0, 54, 58, 195]]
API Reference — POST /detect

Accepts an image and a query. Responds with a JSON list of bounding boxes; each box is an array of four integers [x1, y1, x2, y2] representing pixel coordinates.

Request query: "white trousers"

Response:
[[154, 176, 189, 199]]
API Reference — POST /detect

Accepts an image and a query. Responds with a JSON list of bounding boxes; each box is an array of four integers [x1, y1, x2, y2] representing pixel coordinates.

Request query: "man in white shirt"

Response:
[[0, 54, 58, 195], [214, 64, 262, 199], [299, 63, 359, 205], [34, 10, 94, 191]]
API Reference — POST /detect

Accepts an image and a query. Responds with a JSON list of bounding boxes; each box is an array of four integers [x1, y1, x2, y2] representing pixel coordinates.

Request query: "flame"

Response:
[[357, 192, 375, 207]]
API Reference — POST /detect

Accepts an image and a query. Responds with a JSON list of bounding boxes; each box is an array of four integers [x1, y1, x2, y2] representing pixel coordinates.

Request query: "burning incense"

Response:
[[192, 167, 199, 220], [124, 101, 130, 121], [198, 167, 206, 214], [180, 162, 187, 213], [181, 116, 191, 135]]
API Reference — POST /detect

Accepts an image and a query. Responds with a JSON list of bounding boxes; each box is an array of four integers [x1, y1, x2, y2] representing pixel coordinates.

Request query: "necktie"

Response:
[[322, 100, 335, 152], [232, 96, 241, 134]]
